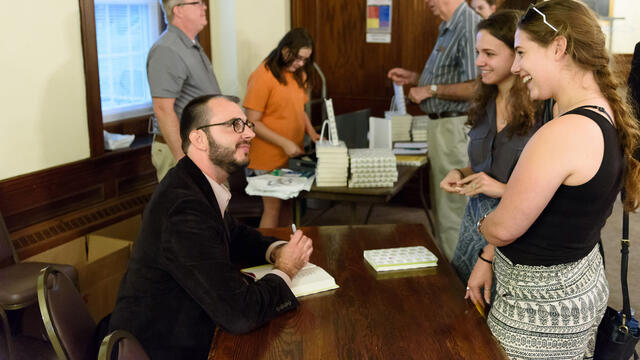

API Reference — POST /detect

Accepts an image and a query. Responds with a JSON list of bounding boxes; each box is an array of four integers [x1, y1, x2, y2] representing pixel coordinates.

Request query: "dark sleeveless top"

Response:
[[500, 106, 624, 266]]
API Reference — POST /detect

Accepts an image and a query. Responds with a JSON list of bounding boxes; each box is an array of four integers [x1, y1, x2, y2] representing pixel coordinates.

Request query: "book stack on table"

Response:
[[348, 148, 397, 188], [388, 113, 412, 142], [315, 141, 349, 187], [411, 115, 429, 142], [393, 142, 428, 166], [364, 246, 438, 272]]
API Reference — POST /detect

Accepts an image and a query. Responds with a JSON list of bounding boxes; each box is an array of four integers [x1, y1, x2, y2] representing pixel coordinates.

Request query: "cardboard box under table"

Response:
[[91, 215, 141, 243], [24, 235, 131, 322]]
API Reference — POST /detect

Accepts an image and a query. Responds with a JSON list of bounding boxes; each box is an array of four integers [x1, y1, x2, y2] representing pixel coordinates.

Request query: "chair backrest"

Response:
[[0, 210, 18, 267], [98, 330, 149, 360], [335, 108, 371, 149], [37, 267, 96, 360]]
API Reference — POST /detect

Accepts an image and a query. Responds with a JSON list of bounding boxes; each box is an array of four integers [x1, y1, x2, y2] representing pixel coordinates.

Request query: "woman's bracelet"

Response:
[[478, 248, 493, 264], [454, 168, 465, 178], [476, 212, 488, 234]]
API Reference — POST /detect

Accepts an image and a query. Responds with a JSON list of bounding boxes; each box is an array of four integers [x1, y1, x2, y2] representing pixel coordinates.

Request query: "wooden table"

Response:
[[294, 165, 434, 230], [209, 224, 506, 359]]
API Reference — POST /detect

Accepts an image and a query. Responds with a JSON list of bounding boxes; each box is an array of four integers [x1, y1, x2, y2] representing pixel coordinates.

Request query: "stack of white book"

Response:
[[348, 148, 397, 188], [364, 246, 438, 272], [242, 263, 339, 297], [411, 115, 429, 142], [386, 112, 412, 142], [316, 141, 349, 187]]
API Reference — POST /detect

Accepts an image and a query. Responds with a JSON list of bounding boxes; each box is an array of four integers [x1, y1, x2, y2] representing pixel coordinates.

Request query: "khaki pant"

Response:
[[151, 140, 177, 182], [427, 116, 469, 261]]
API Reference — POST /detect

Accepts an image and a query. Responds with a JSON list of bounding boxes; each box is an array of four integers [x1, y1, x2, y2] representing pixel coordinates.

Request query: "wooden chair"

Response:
[[98, 330, 149, 360]]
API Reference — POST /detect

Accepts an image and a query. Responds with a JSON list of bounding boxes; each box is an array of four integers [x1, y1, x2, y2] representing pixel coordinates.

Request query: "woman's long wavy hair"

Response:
[[264, 28, 315, 89], [518, 0, 640, 211], [467, 10, 538, 137]]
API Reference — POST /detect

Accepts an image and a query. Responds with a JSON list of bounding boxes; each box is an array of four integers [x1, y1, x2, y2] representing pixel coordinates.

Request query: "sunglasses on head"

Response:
[[522, 4, 558, 33]]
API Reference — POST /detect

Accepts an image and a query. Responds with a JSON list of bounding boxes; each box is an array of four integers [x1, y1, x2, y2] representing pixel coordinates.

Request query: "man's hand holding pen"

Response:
[[274, 227, 313, 278]]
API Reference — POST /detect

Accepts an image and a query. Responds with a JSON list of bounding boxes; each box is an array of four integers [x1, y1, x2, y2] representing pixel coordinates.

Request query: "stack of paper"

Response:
[[316, 141, 349, 187], [364, 246, 438, 272], [242, 263, 339, 297], [348, 148, 397, 188], [393, 142, 427, 155], [386, 112, 412, 142], [411, 115, 429, 142]]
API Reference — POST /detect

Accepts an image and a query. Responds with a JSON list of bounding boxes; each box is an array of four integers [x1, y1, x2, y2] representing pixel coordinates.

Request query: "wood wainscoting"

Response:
[[0, 144, 156, 259]]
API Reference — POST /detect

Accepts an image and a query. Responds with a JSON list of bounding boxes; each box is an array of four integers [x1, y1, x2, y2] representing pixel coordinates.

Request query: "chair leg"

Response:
[[0, 305, 14, 360]]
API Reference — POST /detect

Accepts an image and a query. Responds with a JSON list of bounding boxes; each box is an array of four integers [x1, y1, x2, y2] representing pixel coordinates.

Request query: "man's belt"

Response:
[[427, 111, 467, 120], [154, 134, 167, 144]]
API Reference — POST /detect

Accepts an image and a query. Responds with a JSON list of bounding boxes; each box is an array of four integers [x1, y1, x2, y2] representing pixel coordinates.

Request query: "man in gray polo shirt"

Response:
[[388, 0, 480, 260], [148, 0, 221, 181]]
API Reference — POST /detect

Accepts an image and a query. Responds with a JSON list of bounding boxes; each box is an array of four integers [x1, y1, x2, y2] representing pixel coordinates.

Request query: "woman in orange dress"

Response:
[[244, 28, 320, 228]]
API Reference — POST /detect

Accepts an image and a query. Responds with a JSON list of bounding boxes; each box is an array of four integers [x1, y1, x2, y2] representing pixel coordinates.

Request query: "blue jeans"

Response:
[[451, 194, 499, 286]]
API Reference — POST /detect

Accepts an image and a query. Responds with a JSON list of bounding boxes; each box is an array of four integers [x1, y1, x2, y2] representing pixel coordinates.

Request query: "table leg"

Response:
[[363, 204, 375, 224], [294, 198, 301, 227], [350, 202, 358, 224], [419, 165, 436, 236]]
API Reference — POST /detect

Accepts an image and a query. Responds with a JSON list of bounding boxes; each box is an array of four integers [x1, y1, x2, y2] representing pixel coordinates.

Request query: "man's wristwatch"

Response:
[[430, 84, 438, 97]]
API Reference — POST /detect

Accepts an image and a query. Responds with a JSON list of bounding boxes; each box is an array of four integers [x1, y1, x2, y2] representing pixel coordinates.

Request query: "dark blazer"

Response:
[[109, 157, 298, 359]]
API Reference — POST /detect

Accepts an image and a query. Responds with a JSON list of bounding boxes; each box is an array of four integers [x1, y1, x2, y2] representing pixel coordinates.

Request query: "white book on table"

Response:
[[241, 263, 339, 297], [364, 246, 438, 272]]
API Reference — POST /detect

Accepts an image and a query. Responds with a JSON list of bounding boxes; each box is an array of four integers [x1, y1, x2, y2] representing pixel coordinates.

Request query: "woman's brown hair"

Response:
[[264, 28, 315, 89], [467, 10, 538, 137], [518, 0, 640, 211]]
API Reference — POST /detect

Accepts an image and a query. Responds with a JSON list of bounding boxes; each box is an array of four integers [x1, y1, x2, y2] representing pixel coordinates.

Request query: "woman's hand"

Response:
[[440, 169, 465, 194], [457, 172, 506, 198], [283, 139, 304, 157], [465, 257, 493, 309], [307, 129, 321, 143]]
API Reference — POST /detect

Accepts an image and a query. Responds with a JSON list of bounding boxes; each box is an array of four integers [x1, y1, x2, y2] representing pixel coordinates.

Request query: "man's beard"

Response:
[[205, 132, 249, 174]]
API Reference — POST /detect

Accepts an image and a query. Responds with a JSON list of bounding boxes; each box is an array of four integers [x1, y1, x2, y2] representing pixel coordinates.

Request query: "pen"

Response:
[[291, 224, 297, 233]]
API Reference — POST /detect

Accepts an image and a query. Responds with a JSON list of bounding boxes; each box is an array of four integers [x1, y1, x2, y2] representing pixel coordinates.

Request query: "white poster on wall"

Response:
[[366, 0, 392, 43]]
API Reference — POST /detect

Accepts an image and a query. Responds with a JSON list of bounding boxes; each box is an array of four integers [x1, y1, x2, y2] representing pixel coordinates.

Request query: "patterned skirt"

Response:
[[488, 245, 609, 359]]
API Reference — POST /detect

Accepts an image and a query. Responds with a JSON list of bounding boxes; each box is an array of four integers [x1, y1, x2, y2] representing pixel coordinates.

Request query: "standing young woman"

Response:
[[441, 10, 540, 287], [244, 28, 320, 228], [469, 1, 640, 358]]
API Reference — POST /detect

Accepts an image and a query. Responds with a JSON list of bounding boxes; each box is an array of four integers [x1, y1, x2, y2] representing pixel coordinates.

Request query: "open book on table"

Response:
[[241, 263, 339, 297], [364, 246, 438, 272]]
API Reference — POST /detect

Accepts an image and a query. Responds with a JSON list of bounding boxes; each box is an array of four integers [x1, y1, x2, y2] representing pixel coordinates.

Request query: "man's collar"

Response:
[[441, 2, 466, 30], [168, 24, 200, 48], [202, 170, 232, 216]]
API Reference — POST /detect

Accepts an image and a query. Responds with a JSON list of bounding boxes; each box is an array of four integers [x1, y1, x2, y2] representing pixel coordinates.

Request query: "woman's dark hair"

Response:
[[498, 0, 534, 11], [264, 28, 315, 89], [518, 0, 640, 211], [467, 10, 538, 137]]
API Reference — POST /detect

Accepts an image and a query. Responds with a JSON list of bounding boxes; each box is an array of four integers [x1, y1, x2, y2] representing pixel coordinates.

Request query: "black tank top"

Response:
[[500, 106, 624, 266]]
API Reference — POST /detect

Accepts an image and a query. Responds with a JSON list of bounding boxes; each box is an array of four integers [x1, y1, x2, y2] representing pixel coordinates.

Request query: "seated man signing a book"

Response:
[[109, 94, 313, 359]]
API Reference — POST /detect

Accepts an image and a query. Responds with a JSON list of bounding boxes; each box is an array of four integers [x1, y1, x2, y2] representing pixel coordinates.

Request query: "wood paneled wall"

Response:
[[0, 145, 156, 258], [292, 0, 442, 118]]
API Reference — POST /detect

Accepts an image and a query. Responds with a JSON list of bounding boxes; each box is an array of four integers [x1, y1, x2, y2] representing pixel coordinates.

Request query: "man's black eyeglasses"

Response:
[[522, 4, 558, 33], [196, 118, 255, 134], [177, 1, 205, 7]]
